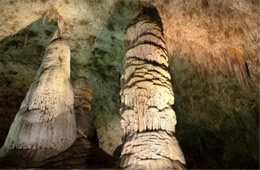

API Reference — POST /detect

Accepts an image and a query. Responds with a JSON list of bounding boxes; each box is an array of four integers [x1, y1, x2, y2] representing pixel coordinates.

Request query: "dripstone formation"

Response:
[[0, 41, 116, 169], [0, 0, 259, 169], [119, 9, 185, 169], [0, 38, 77, 162], [73, 78, 96, 140]]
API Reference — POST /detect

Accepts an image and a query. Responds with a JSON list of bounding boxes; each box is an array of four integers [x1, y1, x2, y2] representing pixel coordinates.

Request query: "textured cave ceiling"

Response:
[[0, 0, 259, 168]]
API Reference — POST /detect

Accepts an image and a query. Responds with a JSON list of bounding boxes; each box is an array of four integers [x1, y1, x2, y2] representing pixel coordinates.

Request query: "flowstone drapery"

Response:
[[120, 9, 185, 169], [0, 38, 77, 162]]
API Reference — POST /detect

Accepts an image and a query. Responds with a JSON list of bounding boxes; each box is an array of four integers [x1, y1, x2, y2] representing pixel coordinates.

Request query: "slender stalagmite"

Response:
[[0, 38, 77, 161], [73, 78, 96, 140], [120, 8, 185, 169]]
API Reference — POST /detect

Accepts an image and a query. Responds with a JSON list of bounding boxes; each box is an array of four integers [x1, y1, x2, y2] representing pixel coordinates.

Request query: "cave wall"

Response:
[[0, 0, 259, 169]]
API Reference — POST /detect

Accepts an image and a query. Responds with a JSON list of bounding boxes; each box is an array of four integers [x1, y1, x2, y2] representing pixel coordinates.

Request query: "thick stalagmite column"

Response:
[[0, 38, 77, 161], [120, 9, 185, 169]]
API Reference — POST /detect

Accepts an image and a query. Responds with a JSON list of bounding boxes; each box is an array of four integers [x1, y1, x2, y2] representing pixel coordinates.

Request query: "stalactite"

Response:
[[42, 8, 65, 37], [120, 8, 185, 169], [0, 38, 77, 161], [226, 48, 249, 87]]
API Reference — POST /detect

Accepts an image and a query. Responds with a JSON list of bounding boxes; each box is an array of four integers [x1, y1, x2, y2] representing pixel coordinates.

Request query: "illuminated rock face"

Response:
[[120, 9, 185, 169], [0, 75, 116, 168], [0, 38, 77, 161], [0, 1, 258, 168]]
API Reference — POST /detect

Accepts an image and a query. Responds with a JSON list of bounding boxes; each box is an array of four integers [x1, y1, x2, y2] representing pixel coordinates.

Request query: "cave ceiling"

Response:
[[0, 0, 259, 168]]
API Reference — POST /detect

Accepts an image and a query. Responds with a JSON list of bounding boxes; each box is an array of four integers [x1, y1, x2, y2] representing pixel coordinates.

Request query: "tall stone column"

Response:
[[0, 38, 77, 162], [120, 9, 185, 169]]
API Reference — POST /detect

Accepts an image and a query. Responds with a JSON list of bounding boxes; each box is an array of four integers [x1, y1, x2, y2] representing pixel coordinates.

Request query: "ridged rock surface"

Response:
[[120, 11, 185, 169], [0, 38, 77, 161], [73, 78, 97, 140], [145, 0, 259, 87], [0, 0, 258, 169], [121, 131, 185, 169]]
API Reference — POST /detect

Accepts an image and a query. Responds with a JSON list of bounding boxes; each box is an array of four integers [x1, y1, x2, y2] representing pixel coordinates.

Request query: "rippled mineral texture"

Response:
[[0, 0, 259, 169], [120, 8, 185, 169], [0, 38, 77, 161]]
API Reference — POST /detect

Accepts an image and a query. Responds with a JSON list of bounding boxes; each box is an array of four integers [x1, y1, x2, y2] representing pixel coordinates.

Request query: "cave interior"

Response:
[[0, 0, 259, 169]]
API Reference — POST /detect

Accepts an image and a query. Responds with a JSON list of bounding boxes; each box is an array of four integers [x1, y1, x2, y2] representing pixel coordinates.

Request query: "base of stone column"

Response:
[[0, 137, 118, 169], [120, 131, 185, 169]]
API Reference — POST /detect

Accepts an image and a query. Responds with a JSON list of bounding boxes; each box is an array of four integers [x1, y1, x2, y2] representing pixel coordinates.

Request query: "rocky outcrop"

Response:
[[0, 38, 77, 161], [120, 8, 185, 169]]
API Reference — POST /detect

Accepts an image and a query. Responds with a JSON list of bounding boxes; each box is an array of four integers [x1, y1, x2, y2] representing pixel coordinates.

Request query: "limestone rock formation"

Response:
[[0, 38, 77, 161], [73, 78, 92, 111], [73, 77, 96, 140], [144, 0, 259, 87], [121, 131, 185, 169], [0, 0, 258, 169], [0, 137, 117, 169], [120, 8, 185, 169], [0, 74, 116, 168]]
